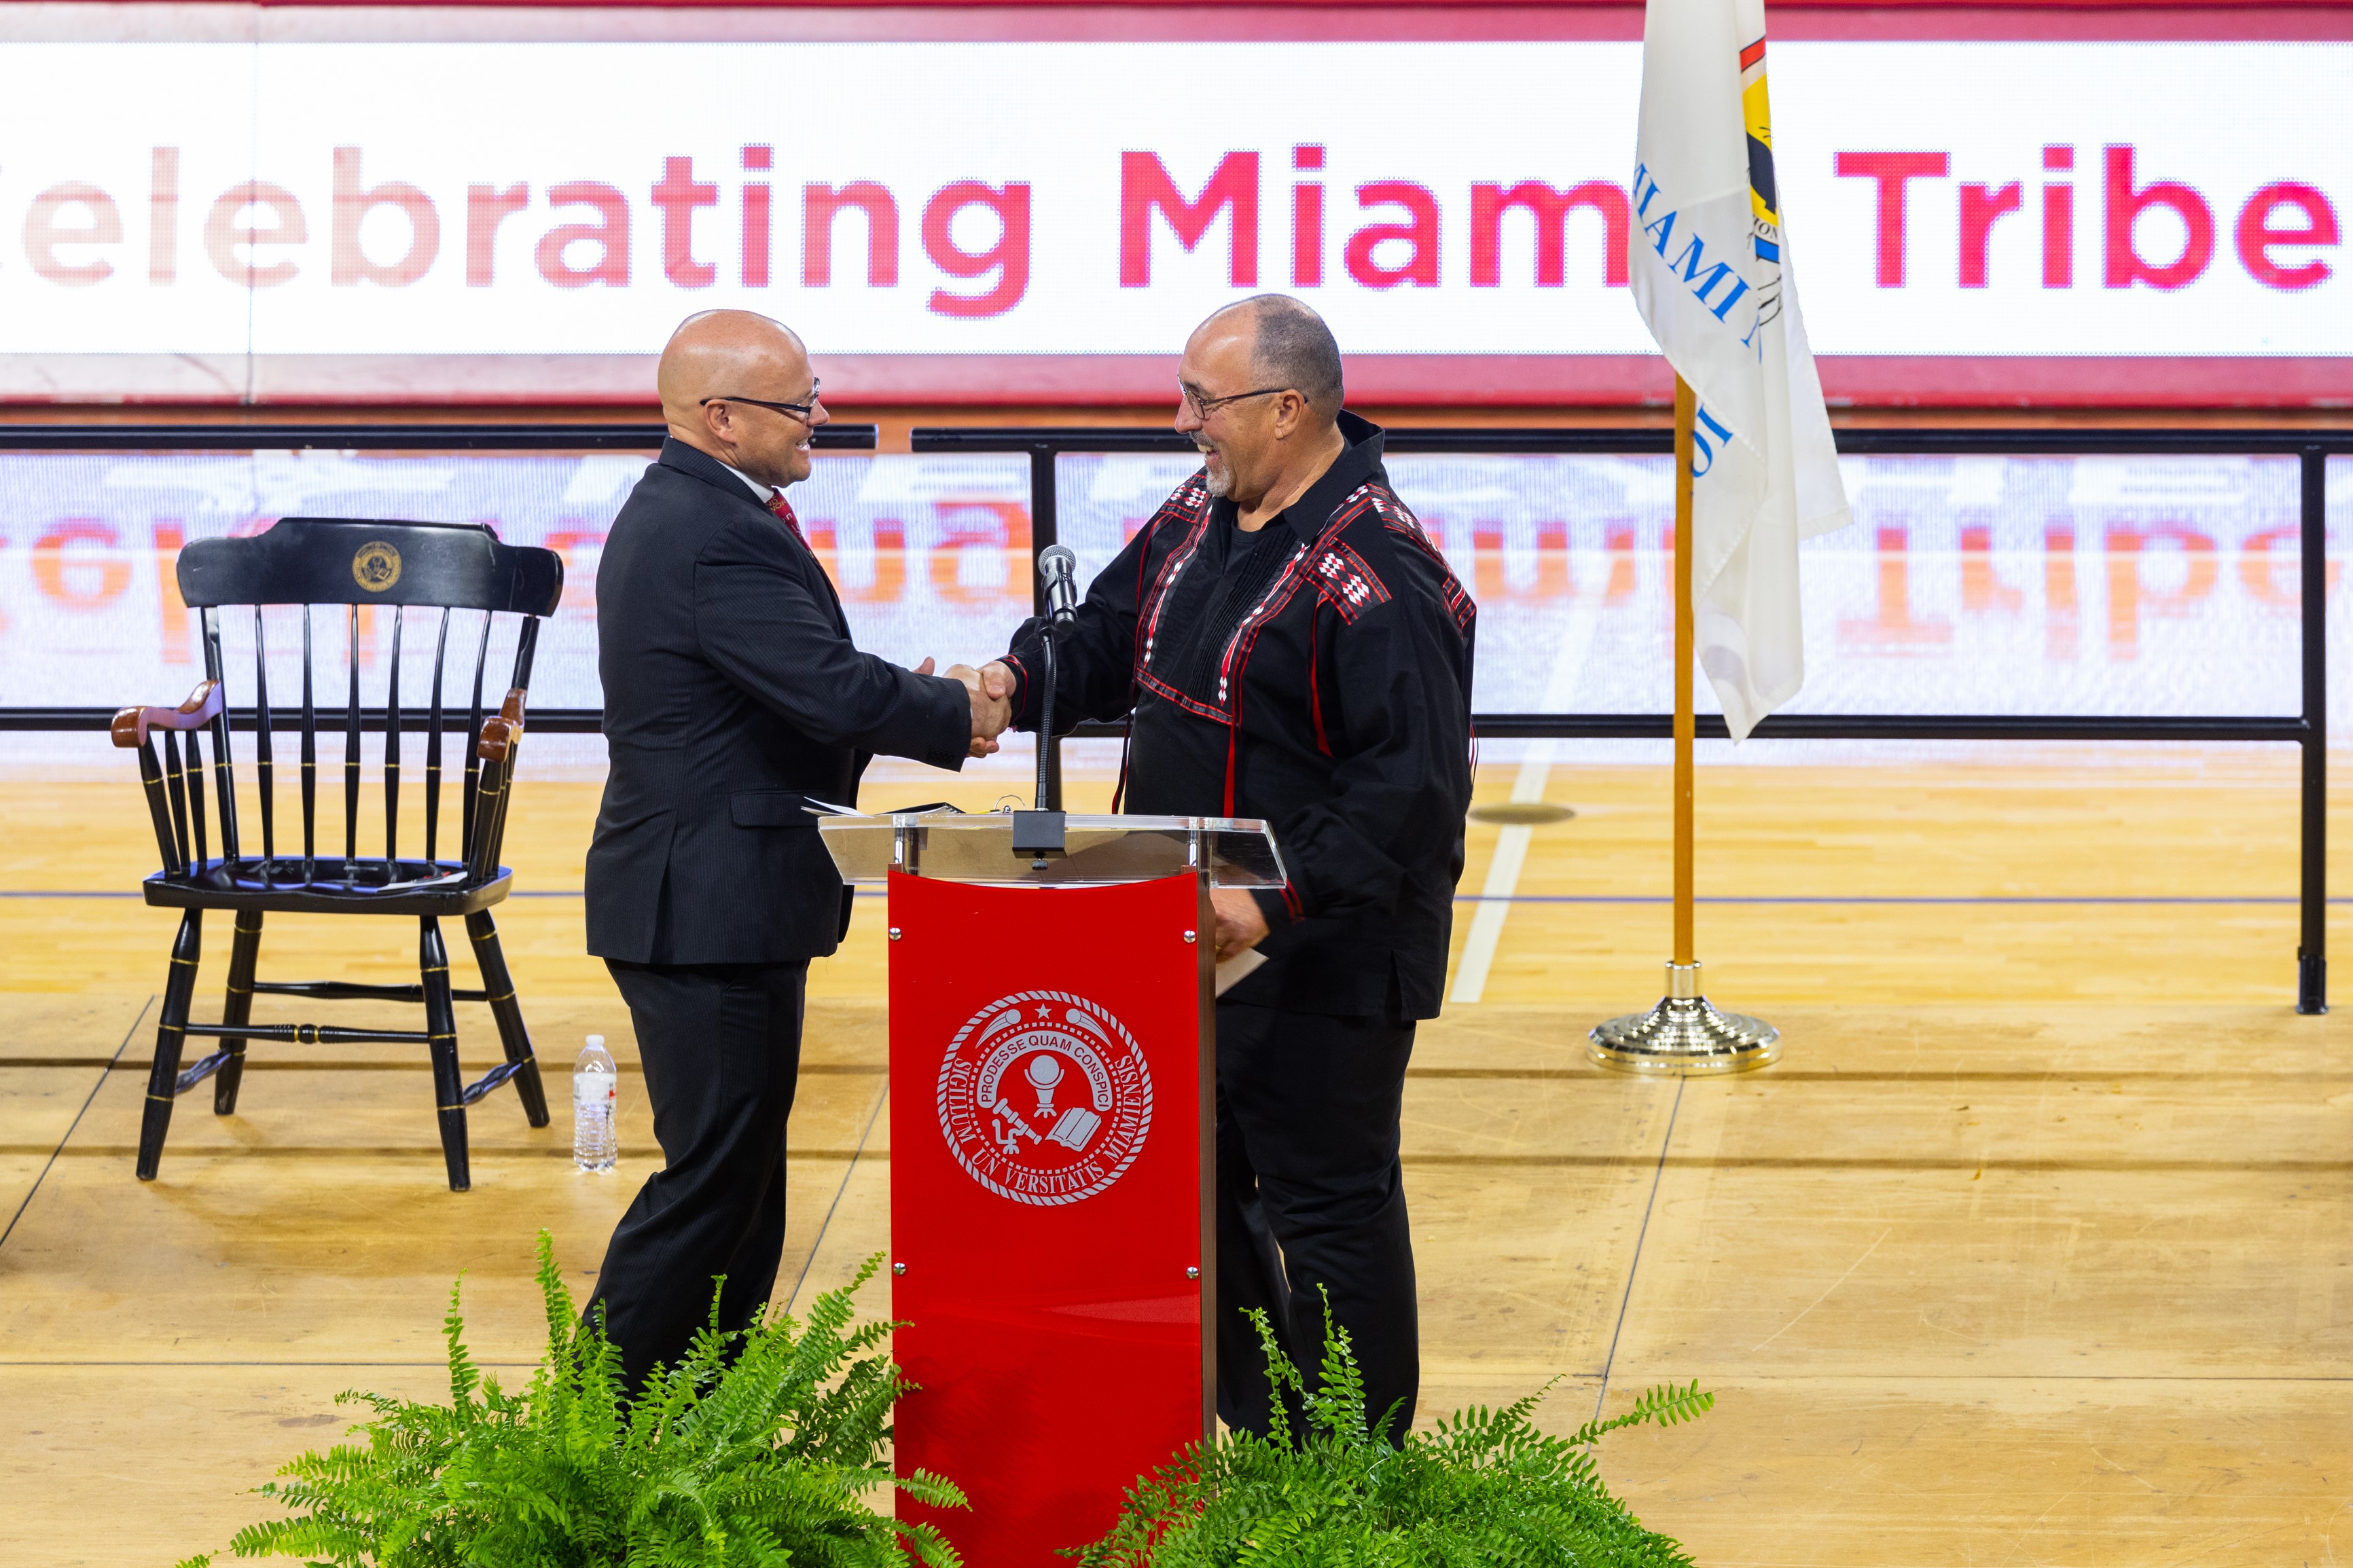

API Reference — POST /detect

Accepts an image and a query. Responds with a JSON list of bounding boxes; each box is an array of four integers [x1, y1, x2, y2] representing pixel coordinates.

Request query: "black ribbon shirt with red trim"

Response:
[[999, 412, 1477, 1020]]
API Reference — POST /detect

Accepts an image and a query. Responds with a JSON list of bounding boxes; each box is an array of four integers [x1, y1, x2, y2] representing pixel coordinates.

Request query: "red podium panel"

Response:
[[888, 868, 1213, 1565]]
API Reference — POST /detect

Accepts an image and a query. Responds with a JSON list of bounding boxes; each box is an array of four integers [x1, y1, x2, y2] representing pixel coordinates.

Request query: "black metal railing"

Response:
[[910, 424, 2348, 1015], [0, 420, 2341, 1010]]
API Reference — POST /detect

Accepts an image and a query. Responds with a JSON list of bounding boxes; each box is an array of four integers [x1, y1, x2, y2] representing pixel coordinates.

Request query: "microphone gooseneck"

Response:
[[1031, 547, 1079, 811]]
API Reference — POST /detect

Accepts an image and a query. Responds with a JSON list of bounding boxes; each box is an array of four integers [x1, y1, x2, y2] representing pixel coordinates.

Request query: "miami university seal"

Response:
[[936, 990, 1153, 1207], [351, 541, 403, 593]]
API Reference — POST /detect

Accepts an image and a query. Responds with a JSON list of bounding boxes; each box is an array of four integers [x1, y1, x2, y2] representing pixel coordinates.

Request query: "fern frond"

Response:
[[1071, 1307, 1712, 1568], [1564, 1380, 1717, 1449], [180, 1241, 944, 1568]]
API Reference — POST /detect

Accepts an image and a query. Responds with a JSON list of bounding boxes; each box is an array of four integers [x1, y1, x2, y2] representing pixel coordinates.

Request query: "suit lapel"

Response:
[[659, 438, 851, 636]]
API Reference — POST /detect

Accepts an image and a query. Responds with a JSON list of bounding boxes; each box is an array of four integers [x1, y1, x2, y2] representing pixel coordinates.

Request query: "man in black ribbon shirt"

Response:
[[980, 295, 1476, 1439]]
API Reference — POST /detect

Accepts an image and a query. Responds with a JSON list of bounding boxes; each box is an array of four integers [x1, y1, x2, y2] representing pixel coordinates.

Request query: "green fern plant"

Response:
[[1073, 1302, 1710, 1567], [180, 1237, 963, 1568]]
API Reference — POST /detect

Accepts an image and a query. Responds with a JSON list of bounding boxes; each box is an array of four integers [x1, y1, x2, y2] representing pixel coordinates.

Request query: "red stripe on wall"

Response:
[[9, 352, 2330, 410]]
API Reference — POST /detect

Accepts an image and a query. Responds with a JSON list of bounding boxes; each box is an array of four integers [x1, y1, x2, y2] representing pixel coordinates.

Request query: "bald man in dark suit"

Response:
[[583, 310, 1007, 1389]]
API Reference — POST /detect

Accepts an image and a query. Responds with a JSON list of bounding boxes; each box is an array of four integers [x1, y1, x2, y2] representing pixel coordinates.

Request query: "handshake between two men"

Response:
[[908, 652, 1268, 964], [910, 657, 1018, 759]]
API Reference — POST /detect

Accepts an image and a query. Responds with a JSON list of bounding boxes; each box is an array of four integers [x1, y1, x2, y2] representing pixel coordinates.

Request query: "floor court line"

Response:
[[1592, 1076, 1683, 1422], [0, 995, 149, 1254], [780, 1075, 889, 1315], [1450, 596, 1604, 1005]]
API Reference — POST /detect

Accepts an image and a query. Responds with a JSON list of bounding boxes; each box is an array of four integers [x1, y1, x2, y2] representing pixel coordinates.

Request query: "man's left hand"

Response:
[[1209, 888, 1270, 964]]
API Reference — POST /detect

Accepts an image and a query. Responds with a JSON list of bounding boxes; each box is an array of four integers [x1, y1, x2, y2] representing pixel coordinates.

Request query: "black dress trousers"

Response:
[[1214, 999, 1419, 1442], [588, 957, 808, 1393]]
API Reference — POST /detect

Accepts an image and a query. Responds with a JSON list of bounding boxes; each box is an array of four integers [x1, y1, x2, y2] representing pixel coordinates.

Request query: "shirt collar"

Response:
[[1219, 411, 1386, 540], [718, 459, 773, 505]]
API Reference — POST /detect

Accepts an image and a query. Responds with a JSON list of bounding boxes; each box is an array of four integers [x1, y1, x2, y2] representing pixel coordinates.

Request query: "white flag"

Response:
[[1630, 0, 1850, 740]]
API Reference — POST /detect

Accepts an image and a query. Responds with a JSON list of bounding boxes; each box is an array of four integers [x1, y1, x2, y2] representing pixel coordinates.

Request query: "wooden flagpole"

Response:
[[1587, 373, 1778, 1073], [1672, 375, 1697, 970]]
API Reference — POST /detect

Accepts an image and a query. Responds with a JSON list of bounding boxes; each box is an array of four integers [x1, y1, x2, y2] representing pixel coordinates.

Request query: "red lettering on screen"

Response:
[[545, 530, 605, 615], [466, 183, 529, 287], [812, 518, 908, 603], [929, 502, 1030, 605], [1957, 182, 2022, 289], [865, 522, 910, 603], [922, 182, 1030, 318], [2042, 146, 2075, 288], [2045, 525, 2079, 661], [1959, 525, 2024, 613], [536, 182, 630, 288], [332, 147, 438, 287], [24, 182, 123, 287], [1469, 181, 1630, 288], [1833, 151, 1950, 287], [2104, 522, 2216, 658], [33, 521, 130, 610], [651, 156, 719, 288], [1657, 524, 1675, 646], [742, 147, 773, 290], [2235, 526, 2336, 609], [805, 183, 899, 288], [154, 520, 190, 663], [204, 181, 305, 287], [1604, 524, 1637, 605], [1472, 521, 1571, 602], [148, 147, 178, 285], [2235, 182, 2339, 291], [2102, 145, 2214, 291], [1120, 151, 1259, 288], [1291, 145, 1325, 288], [1346, 181, 1440, 289], [1838, 525, 1953, 649]]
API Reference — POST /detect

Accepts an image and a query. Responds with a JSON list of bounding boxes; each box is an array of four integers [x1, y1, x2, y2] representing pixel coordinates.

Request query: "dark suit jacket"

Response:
[[585, 438, 969, 965]]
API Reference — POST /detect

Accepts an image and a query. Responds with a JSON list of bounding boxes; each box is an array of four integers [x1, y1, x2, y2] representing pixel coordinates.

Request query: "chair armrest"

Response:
[[111, 680, 223, 748], [477, 690, 528, 762]]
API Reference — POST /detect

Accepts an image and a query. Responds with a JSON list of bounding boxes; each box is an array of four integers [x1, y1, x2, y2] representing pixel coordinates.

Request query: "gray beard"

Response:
[[1199, 452, 1232, 498]]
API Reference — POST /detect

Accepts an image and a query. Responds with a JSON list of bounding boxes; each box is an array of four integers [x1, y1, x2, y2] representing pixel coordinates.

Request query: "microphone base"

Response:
[[1011, 810, 1066, 856]]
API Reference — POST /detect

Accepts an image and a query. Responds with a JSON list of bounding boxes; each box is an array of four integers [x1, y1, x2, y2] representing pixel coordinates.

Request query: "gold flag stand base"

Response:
[[1589, 962, 1780, 1076]]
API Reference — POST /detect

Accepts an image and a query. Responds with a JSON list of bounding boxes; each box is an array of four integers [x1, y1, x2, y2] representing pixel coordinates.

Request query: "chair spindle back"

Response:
[[115, 519, 564, 890]]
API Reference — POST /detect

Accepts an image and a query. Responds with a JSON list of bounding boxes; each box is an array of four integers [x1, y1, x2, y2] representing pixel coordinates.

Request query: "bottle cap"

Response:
[[586, 1034, 605, 1049]]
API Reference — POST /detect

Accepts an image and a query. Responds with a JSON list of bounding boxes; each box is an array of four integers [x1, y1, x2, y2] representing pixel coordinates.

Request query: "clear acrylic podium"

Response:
[[819, 808, 1286, 1567]]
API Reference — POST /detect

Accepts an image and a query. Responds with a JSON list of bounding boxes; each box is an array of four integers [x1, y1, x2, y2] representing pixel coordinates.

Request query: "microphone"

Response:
[[1037, 544, 1081, 627]]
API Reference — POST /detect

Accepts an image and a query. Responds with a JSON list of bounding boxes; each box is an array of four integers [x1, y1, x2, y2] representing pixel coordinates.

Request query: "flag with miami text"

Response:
[[1631, 0, 1850, 739]]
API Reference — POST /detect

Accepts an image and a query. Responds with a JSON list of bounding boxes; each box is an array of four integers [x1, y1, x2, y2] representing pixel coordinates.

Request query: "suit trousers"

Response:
[[1215, 998, 1419, 1443], [588, 957, 808, 1393]]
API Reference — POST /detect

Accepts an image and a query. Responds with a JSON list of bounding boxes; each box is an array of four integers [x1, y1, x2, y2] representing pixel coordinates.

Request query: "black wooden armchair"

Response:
[[114, 518, 564, 1191]]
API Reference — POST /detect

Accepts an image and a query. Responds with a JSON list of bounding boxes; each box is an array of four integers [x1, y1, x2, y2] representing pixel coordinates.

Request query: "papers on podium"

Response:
[[1215, 948, 1267, 998]]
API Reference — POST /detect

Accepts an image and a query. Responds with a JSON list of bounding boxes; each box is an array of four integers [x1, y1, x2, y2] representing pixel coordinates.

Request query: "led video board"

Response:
[[0, 9, 2343, 405]]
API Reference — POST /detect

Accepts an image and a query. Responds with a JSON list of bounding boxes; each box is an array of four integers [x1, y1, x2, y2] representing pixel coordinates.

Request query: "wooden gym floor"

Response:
[[1, 748, 2348, 1567]]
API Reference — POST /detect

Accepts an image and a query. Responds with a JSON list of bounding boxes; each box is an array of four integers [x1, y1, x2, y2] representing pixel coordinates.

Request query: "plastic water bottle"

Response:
[[573, 1035, 617, 1172]]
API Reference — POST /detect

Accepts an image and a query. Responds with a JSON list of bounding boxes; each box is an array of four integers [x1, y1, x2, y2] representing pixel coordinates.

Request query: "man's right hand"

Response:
[[934, 660, 1009, 756], [915, 657, 1013, 757]]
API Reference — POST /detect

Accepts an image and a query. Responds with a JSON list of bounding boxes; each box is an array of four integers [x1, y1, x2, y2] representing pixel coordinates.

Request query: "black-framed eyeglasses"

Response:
[[1180, 384, 1290, 419], [701, 380, 822, 422]]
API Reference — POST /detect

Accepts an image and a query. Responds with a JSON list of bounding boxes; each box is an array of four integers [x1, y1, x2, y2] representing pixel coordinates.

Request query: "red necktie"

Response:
[[766, 490, 808, 548]]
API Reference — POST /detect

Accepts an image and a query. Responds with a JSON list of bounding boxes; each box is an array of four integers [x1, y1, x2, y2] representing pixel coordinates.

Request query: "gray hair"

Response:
[[1231, 294, 1344, 419]]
